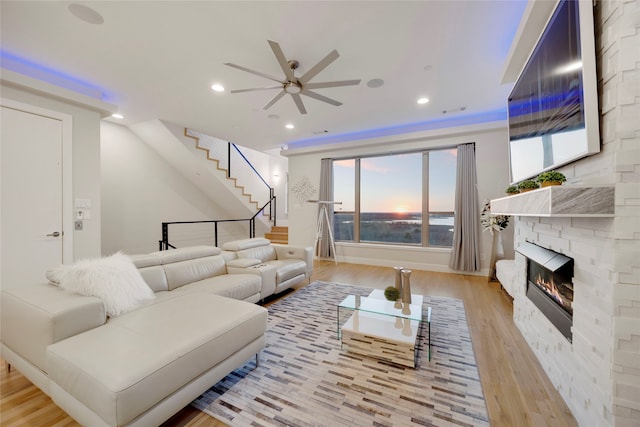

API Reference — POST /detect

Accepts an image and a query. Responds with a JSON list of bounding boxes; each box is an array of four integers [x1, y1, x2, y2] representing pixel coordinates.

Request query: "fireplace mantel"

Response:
[[490, 185, 615, 217]]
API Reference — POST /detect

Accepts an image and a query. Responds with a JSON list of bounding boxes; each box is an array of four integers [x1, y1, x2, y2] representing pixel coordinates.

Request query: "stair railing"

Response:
[[158, 196, 276, 250], [227, 142, 275, 222]]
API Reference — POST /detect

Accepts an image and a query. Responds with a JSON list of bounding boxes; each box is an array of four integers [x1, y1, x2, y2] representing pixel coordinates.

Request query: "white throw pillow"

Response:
[[53, 252, 155, 317]]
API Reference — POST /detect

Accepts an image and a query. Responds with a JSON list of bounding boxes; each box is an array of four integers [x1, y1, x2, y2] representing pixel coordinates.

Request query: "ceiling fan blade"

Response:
[[290, 93, 307, 114], [298, 50, 339, 85], [230, 85, 283, 94], [224, 63, 283, 84], [301, 90, 342, 106], [263, 90, 287, 110], [304, 79, 361, 90], [267, 40, 295, 81]]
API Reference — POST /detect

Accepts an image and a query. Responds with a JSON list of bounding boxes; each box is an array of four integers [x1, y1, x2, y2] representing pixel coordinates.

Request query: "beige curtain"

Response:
[[449, 143, 481, 271], [318, 158, 333, 258]]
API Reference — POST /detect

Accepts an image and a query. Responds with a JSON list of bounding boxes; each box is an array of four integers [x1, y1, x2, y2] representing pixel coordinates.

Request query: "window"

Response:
[[333, 149, 456, 247]]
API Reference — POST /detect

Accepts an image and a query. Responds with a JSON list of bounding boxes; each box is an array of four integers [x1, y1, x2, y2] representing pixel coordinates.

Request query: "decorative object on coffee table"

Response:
[[394, 266, 403, 292], [384, 286, 400, 301], [393, 266, 404, 307], [401, 269, 412, 303]]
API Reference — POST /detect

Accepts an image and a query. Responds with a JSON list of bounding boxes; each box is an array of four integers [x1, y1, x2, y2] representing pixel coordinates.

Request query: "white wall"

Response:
[[100, 122, 247, 254], [284, 121, 513, 274], [0, 84, 104, 260]]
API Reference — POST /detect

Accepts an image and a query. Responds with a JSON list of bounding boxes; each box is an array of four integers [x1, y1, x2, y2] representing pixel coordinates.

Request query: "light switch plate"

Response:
[[75, 198, 91, 208]]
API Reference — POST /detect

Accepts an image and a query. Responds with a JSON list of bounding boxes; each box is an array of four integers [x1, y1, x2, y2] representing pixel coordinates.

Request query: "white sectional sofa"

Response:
[[1, 245, 280, 427]]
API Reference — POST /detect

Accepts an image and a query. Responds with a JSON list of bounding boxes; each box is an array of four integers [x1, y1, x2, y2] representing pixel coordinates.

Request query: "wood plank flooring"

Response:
[[0, 261, 577, 426]]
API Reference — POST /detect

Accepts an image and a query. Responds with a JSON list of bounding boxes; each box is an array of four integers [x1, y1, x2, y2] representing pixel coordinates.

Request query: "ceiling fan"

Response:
[[225, 40, 361, 114]]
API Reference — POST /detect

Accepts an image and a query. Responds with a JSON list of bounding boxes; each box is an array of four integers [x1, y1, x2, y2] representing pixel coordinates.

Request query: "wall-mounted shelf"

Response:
[[491, 185, 615, 217]]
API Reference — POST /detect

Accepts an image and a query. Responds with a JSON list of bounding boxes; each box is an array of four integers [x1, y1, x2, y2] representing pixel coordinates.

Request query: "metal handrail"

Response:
[[228, 142, 271, 190], [158, 195, 276, 250]]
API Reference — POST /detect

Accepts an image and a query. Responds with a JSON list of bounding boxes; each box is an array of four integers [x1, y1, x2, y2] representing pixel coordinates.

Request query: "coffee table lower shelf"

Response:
[[341, 311, 422, 367]]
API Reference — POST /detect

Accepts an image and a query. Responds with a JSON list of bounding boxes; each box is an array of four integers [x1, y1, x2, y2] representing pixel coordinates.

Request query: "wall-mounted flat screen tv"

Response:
[[508, 0, 600, 184]]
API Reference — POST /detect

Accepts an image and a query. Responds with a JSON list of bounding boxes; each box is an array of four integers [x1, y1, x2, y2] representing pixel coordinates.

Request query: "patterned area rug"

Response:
[[192, 281, 489, 426]]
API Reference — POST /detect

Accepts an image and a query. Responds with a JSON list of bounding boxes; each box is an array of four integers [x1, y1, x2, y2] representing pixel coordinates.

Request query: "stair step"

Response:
[[265, 226, 288, 244]]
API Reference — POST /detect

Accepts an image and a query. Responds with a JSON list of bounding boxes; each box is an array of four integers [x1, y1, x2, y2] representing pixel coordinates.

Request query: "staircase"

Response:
[[265, 226, 288, 244]]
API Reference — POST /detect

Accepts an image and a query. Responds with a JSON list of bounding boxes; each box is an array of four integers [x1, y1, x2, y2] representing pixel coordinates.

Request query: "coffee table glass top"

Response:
[[338, 289, 423, 322]]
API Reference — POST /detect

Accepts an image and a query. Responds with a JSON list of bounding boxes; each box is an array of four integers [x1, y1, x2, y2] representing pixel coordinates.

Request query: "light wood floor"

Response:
[[1, 261, 577, 426]]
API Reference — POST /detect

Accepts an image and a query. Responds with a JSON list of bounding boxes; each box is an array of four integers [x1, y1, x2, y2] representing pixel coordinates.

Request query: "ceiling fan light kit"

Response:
[[225, 40, 361, 114]]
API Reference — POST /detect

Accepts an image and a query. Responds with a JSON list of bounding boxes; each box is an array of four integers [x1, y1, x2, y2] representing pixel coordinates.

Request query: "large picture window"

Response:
[[333, 149, 456, 247]]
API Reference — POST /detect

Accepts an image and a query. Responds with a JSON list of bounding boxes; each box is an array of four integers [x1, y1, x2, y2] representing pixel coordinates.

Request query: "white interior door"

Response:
[[1, 105, 64, 288]]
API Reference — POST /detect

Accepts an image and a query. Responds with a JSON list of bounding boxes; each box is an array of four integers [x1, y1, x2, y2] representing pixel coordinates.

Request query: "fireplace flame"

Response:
[[535, 273, 572, 312]]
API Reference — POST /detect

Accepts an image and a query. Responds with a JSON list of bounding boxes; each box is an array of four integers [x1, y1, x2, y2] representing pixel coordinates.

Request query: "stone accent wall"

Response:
[[511, 1, 639, 426]]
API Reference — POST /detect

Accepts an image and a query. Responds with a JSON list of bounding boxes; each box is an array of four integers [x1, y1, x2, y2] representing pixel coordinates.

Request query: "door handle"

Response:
[[46, 231, 61, 237]]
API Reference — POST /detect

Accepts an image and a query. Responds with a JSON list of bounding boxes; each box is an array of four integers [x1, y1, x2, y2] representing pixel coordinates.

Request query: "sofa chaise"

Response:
[[1, 245, 272, 427]]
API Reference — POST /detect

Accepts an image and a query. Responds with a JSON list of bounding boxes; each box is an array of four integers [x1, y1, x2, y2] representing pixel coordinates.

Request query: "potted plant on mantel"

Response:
[[505, 185, 519, 196], [517, 179, 539, 192], [537, 170, 567, 187]]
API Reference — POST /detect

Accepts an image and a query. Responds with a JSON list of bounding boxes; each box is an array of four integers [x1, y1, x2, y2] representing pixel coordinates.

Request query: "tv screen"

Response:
[[508, 0, 600, 184]]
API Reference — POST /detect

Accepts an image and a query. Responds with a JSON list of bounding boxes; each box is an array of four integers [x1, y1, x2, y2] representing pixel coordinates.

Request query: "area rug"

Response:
[[192, 281, 489, 426]]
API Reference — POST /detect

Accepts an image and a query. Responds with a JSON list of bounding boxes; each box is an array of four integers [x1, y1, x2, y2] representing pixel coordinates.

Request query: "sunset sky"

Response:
[[333, 149, 457, 213]]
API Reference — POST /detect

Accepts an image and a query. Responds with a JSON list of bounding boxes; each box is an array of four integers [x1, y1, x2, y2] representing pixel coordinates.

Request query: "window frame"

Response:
[[332, 147, 456, 248]]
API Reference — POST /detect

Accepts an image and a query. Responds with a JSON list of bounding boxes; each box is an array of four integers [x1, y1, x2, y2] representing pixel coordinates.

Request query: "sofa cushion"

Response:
[[237, 245, 277, 263], [47, 293, 268, 427], [1, 284, 106, 373], [129, 253, 162, 268], [222, 238, 270, 251], [173, 274, 261, 302], [162, 255, 227, 291], [48, 252, 155, 317], [226, 258, 261, 268], [137, 265, 169, 293], [153, 246, 221, 264], [270, 259, 307, 282]]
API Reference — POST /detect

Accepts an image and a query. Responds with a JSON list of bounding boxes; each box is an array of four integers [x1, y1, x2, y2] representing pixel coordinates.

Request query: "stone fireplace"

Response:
[[518, 241, 574, 342]]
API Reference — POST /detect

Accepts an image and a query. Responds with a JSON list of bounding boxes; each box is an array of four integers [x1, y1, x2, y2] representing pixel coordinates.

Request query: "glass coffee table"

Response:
[[337, 289, 432, 367]]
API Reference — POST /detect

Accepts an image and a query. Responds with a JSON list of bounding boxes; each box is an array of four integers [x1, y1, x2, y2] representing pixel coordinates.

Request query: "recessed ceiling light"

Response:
[[417, 97, 429, 105], [211, 83, 224, 92], [111, 113, 124, 119], [285, 123, 294, 129]]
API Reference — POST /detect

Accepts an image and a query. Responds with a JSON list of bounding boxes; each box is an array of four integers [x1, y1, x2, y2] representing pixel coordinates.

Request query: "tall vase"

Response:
[[401, 269, 412, 304], [394, 266, 404, 308], [394, 266, 404, 292]]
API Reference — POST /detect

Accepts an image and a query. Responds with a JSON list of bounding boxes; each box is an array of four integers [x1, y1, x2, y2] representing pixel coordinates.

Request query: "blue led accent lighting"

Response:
[[1, 50, 106, 99], [287, 109, 507, 150]]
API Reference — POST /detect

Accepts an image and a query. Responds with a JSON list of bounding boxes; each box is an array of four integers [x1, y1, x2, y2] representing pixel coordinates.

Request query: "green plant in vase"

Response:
[[536, 170, 566, 187], [517, 179, 539, 192]]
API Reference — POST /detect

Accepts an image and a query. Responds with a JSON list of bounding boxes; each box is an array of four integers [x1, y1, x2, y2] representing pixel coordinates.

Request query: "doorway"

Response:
[[1, 101, 72, 288]]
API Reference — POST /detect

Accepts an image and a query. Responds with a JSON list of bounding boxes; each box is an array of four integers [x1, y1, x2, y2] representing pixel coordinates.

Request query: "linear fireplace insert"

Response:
[[517, 241, 574, 342]]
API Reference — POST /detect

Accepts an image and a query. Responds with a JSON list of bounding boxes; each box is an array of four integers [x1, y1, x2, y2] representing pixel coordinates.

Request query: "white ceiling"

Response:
[[0, 1, 528, 152]]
